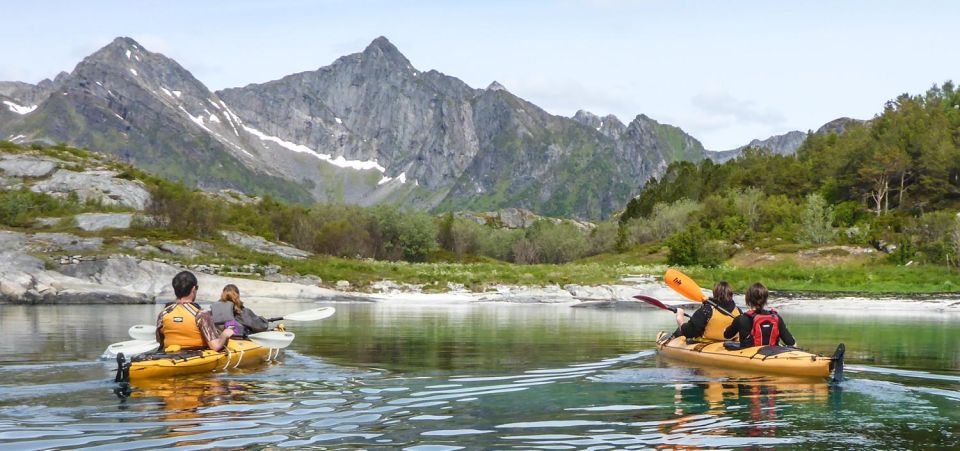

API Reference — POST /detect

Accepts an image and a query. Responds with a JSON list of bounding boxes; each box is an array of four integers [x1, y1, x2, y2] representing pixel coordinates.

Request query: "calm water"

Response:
[[0, 301, 958, 450]]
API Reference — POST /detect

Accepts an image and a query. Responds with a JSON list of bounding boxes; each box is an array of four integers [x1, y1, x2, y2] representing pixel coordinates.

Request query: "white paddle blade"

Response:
[[128, 324, 157, 341], [103, 339, 159, 359], [248, 331, 295, 349], [283, 307, 335, 322]]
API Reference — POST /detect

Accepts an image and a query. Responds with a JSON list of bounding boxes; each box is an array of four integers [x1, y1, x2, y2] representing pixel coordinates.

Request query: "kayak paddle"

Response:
[[664, 268, 735, 318], [103, 339, 160, 359], [112, 328, 297, 354], [633, 295, 692, 318], [127, 306, 336, 341], [265, 306, 336, 322]]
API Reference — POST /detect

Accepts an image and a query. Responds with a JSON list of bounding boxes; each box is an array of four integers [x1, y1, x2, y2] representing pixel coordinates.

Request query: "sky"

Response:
[[2, 0, 958, 150]]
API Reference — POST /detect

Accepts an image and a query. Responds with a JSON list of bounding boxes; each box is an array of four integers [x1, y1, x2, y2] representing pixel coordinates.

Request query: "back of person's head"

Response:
[[172, 271, 198, 299], [220, 284, 243, 315], [746, 283, 769, 310], [712, 281, 733, 303]]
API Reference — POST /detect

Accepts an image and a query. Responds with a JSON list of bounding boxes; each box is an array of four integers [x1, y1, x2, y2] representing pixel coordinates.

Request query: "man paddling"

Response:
[[155, 271, 234, 351]]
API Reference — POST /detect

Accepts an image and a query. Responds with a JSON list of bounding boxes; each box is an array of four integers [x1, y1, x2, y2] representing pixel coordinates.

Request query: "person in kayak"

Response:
[[155, 271, 234, 351], [723, 282, 796, 348], [671, 281, 742, 342], [211, 284, 269, 337]]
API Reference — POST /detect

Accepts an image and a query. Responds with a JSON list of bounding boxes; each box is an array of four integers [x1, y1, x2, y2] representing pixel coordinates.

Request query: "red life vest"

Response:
[[745, 309, 781, 346]]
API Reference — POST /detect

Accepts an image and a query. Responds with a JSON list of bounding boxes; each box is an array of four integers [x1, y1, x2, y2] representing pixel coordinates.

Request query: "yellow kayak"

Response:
[[115, 339, 275, 383], [656, 331, 844, 381]]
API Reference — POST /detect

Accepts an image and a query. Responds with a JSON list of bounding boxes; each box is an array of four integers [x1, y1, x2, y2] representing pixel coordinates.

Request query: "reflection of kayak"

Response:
[[115, 339, 275, 383], [656, 331, 844, 381]]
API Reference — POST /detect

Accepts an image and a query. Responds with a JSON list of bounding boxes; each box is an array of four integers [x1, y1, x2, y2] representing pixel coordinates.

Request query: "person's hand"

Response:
[[224, 320, 241, 334], [675, 308, 685, 326], [221, 327, 236, 339]]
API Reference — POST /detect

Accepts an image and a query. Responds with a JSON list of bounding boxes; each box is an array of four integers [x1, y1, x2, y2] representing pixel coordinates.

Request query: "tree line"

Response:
[[619, 82, 960, 266]]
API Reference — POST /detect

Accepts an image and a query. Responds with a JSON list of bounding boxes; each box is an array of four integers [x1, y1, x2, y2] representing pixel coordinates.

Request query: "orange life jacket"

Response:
[[703, 302, 741, 341], [160, 302, 204, 348]]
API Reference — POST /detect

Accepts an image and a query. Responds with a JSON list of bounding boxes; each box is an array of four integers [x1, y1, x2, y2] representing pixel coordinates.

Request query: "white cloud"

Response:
[[690, 90, 787, 129]]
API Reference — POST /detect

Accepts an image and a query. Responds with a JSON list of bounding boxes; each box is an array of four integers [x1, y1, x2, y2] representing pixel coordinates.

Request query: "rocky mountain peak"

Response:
[[816, 117, 862, 135], [361, 36, 411, 67], [87, 36, 145, 62], [572, 110, 625, 135], [572, 110, 600, 126], [486, 81, 508, 92]]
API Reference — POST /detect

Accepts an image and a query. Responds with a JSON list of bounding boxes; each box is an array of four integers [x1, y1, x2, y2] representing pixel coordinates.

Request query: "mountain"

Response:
[[707, 117, 865, 162], [220, 37, 707, 218], [0, 37, 318, 202], [1, 36, 708, 219]]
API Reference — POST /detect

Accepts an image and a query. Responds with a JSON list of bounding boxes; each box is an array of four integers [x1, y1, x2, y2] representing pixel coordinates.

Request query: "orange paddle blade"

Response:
[[664, 268, 707, 302]]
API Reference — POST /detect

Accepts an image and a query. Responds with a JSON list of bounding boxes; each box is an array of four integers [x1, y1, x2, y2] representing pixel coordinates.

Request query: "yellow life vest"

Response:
[[703, 304, 741, 341], [160, 303, 204, 348]]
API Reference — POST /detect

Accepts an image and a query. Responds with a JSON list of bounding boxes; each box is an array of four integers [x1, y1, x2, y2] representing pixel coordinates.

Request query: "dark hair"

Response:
[[172, 271, 198, 299], [712, 281, 733, 303], [220, 284, 243, 315], [746, 282, 768, 309]]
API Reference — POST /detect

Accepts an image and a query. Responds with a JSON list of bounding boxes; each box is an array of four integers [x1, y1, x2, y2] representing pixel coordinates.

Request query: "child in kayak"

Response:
[[210, 284, 270, 337], [671, 281, 742, 342], [723, 282, 796, 348]]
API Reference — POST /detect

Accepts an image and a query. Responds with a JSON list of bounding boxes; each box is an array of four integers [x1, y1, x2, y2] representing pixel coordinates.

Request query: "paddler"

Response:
[[211, 284, 269, 336], [155, 271, 235, 352], [671, 281, 742, 342], [724, 282, 796, 348]]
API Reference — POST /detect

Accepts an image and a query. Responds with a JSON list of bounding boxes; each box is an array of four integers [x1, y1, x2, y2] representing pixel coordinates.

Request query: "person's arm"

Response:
[[198, 310, 234, 351], [723, 316, 740, 339], [155, 311, 164, 347], [778, 316, 796, 346], [679, 306, 709, 338]]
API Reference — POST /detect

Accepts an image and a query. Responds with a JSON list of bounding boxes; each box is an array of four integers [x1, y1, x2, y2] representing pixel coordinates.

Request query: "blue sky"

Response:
[[2, 0, 957, 149]]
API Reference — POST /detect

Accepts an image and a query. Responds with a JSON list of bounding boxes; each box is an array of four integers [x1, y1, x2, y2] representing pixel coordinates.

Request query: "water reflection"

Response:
[[0, 302, 958, 449]]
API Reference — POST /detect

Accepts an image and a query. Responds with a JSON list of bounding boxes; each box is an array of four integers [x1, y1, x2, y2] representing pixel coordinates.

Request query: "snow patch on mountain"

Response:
[[3, 100, 37, 115], [243, 125, 385, 172]]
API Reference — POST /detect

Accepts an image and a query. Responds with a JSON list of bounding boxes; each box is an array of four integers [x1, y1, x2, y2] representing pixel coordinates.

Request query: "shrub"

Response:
[[666, 225, 726, 267], [798, 193, 835, 244], [729, 187, 764, 232], [146, 179, 224, 237], [0, 189, 81, 227], [621, 198, 701, 247], [833, 201, 867, 227], [587, 221, 618, 256], [524, 220, 590, 264]]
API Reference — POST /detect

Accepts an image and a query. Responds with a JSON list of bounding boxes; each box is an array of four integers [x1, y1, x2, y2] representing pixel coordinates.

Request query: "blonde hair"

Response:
[[220, 284, 243, 316]]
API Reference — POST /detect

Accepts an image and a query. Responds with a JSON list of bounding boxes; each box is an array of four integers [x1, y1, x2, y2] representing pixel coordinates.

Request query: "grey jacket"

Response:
[[210, 302, 270, 335]]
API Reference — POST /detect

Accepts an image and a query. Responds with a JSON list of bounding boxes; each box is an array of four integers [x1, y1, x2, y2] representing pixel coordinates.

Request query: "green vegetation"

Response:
[[620, 82, 960, 270], [686, 263, 960, 294], [5, 82, 960, 295]]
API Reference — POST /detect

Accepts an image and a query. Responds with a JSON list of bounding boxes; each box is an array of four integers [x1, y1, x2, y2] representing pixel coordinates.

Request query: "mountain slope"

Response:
[[0, 37, 316, 202], [2, 36, 709, 219], [220, 38, 706, 218]]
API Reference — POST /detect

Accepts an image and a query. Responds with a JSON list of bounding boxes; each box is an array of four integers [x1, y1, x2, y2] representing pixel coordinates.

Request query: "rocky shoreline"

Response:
[[3, 248, 960, 314]]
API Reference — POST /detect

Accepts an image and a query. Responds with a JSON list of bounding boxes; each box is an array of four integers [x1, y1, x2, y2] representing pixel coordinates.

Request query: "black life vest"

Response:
[[745, 309, 781, 346]]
